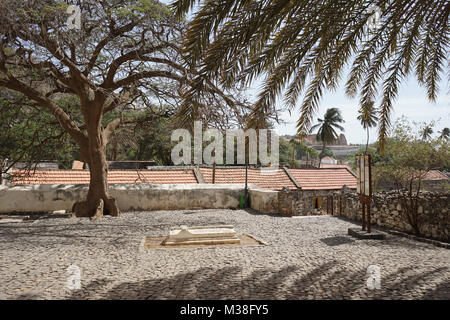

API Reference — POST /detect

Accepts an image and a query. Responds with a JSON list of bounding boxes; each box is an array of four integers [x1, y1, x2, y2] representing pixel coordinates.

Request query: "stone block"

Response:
[[348, 228, 386, 240]]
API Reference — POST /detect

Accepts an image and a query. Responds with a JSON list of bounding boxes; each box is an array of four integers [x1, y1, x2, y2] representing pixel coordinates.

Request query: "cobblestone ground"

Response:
[[0, 209, 449, 300]]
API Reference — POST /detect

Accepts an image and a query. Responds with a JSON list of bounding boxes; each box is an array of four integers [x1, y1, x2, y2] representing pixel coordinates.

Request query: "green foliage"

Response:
[[345, 145, 384, 170], [0, 90, 78, 170], [373, 118, 450, 191], [130, 117, 174, 165], [279, 138, 318, 167]]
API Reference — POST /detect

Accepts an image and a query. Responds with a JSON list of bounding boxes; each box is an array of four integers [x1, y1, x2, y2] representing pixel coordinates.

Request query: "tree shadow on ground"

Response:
[[320, 236, 355, 246], [66, 262, 449, 300]]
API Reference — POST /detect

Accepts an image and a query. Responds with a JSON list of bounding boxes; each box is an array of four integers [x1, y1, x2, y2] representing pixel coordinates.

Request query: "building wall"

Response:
[[277, 188, 340, 216]]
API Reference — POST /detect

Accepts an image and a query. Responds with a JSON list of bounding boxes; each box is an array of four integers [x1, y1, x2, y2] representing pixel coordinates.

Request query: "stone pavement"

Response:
[[0, 209, 448, 300]]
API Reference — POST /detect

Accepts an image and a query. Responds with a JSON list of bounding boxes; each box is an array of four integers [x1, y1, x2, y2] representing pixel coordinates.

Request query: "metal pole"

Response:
[[367, 199, 371, 233], [212, 162, 216, 184]]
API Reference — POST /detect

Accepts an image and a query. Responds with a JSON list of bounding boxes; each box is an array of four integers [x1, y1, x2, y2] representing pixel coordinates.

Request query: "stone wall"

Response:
[[336, 189, 450, 241], [276, 187, 338, 217], [422, 180, 450, 193], [376, 180, 450, 194], [0, 183, 250, 213]]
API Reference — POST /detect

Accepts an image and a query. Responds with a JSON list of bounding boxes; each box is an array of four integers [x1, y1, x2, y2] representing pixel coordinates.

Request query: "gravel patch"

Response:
[[0, 209, 448, 300]]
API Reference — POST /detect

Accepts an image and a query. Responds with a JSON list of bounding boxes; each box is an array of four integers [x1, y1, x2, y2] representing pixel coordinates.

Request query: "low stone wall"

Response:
[[277, 188, 338, 216], [248, 188, 279, 214], [0, 184, 251, 213], [337, 190, 450, 241], [376, 180, 450, 193]]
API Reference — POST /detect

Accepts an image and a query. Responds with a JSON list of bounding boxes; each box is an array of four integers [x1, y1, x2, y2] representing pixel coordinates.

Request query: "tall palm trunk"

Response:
[[306, 150, 309, 167], [319, 141, 326, 168], [291, 143, 295, 168], [365, 127, 369, 154]]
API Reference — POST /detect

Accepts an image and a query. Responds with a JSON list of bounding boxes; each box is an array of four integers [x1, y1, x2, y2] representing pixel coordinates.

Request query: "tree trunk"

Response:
[[291, 143, 295, 168], [318, 142, 326, 168], [306, 150, 309, 167], [365, 128, 369, 154], [72, 113, 120, 220]]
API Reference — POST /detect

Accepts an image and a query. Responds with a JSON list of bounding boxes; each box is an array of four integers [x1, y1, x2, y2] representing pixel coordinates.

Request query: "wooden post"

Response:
[[361, 201, 366, 231], [368, 154, 372, 233]]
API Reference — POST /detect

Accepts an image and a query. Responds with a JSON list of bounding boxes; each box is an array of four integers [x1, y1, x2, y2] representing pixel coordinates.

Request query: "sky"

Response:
[[248, 75, 450, 145]]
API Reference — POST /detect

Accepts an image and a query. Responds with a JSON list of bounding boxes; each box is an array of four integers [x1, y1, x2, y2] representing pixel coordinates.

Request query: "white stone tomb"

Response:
[[163, 225, 240, 246]]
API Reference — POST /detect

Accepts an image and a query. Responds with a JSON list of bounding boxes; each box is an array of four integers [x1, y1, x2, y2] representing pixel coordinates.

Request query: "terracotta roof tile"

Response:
[[288, 168, 357, 190], [11, 167, 357, 191], [423, 170, 448, 180], [12, 169, 198, 185], [199, 168, 296, 191]]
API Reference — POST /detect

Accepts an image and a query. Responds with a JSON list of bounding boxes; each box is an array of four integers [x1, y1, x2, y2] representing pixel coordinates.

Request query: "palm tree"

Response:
[[310, 108, 345, 167], [438, 128, 449, 141], [174, 0, 448, 152], [421, 125, 433, 141], [357, 101, 378, 153]]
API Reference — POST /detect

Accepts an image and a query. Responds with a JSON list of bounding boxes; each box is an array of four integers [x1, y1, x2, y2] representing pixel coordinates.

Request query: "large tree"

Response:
[[173, 0, 449, 150], [0, 0, 247, 219]]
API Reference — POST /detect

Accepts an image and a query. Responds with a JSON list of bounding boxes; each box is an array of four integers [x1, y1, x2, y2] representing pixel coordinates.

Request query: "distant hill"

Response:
[[282, 133, 348, 146]]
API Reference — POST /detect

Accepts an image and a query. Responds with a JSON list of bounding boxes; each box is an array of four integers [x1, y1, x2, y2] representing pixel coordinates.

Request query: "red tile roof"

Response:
[[423, 170, 448, 180], [11, 167, 357, 191], [12, 169, 198, 185], [199, 168, 297, 191], [288, 168, 357, 190]]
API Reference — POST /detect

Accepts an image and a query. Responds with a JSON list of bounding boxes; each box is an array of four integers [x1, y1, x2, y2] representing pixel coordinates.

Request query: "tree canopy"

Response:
[[0, 0, 248, 219]]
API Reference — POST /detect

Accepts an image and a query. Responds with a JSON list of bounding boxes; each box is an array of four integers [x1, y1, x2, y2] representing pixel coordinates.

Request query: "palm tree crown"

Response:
[[357, 100, 378, 153], [310, 108, 345, 162], [438, 127, 449, 140], [421, 126, 434, 141], [174, 0, 449, 151], [357, 101, 378, 129]]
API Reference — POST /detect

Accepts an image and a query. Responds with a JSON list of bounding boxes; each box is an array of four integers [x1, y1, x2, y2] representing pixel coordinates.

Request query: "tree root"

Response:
[[72, 197, 120, 220]]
